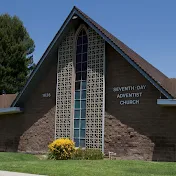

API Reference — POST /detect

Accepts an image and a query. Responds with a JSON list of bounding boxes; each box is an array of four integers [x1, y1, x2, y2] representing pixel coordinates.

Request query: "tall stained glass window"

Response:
[[74, 29, 88, 147]]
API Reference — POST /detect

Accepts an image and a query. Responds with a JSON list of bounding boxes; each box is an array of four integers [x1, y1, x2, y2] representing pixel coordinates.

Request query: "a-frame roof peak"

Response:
[[12, 6, 175, 106], [72, 6, 175, 98]]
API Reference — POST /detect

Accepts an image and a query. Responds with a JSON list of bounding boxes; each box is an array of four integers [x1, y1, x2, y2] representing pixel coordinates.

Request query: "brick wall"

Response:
[[1, 39, 176, 161], [105, 44, 176, 161], [0, 61, 57, 153]]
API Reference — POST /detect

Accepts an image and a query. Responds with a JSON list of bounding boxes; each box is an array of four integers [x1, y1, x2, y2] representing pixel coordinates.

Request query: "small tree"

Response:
[[0, 14, 35, 94]]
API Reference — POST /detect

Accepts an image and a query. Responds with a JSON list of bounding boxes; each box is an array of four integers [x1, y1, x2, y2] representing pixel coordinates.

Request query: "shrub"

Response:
[[73, 148, 104, 160], [48, 138, 75, 160]]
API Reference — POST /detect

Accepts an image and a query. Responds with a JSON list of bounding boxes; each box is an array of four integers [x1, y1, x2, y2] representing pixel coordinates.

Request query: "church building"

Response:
[[1, 6, 176, 161]]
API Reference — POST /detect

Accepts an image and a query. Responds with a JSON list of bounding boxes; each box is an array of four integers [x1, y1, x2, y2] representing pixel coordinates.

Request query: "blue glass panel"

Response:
[[81, 81, 87, 89], [75, 81, 80, 90], [76, 72, 81, 81], [74, 138, 79, 147], [81, 120, 86, 129], [74, 129, 79, 138], [75, 91, 80, 100], [76, 63, 81, 72], [81, 100, 86, 109], [81, 90, 86, 99], [81, 109, 86, 119], [80, 139, 85, 147], [83, 44, 88, 53], [76, 54, 81, 63], [81, 71, 87, 80], [82, 53, 87, 62], [80, 130, 85, 138], [75, 100, 80, 109], [74, 119, 79, 129], [77, 37, 82, 45], [77, 45, 82, 54], [83, 36, 88, 44], [74, 110, 80, 119], [82, 62, 87, 71]]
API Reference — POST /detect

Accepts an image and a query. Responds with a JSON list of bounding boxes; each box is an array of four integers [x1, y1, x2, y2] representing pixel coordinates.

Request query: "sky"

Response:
[[0, 0, 176, 77]]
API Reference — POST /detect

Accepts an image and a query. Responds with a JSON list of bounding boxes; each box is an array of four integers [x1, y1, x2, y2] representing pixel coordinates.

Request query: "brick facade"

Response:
[[0, 62, 57, 153], [105, 44, 176, 161], [0, 32, 176, 161]]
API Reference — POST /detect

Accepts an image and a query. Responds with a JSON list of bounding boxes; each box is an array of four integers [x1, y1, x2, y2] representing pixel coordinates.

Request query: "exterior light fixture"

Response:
[[72, 15, 78, 20]]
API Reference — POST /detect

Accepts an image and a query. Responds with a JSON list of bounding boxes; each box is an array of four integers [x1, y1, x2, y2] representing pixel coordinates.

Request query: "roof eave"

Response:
[[0, 107, 22, 115], [157, 99, 176, 106]]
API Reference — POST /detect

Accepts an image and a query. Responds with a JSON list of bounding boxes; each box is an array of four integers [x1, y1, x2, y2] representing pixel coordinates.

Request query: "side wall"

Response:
[[0, 62, 57, 153], [105, 44, 176, 161]]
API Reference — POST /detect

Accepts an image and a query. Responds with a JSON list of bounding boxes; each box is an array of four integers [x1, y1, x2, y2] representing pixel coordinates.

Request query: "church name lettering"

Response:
[[120, 99, 140, 105], [117, 92, 142, 98], [112, 85, 147, 105], [113, 85, 146, 92]]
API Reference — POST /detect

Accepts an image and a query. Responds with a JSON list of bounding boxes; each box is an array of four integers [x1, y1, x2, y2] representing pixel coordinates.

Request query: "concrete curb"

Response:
[[0, 171, 47, 176]]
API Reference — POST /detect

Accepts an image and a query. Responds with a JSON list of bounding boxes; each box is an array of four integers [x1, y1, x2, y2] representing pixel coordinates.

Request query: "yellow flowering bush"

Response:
[[48, 138, 75, 160]]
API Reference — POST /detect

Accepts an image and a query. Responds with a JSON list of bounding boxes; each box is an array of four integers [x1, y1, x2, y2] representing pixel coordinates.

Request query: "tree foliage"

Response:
[[0, 14, 35, 94]]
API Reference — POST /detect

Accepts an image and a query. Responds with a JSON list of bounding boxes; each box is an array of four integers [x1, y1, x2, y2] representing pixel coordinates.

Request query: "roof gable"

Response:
[[12, 6, 175, 106], [74, 7, 174, 99]]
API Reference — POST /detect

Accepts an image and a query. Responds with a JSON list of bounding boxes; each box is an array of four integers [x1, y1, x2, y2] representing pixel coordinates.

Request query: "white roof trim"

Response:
[[157, 99, 176, 106], [0, 107, 22, 115]]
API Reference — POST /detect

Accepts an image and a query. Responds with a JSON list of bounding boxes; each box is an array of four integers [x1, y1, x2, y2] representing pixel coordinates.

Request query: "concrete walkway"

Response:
[[0, 171, 47, 176]]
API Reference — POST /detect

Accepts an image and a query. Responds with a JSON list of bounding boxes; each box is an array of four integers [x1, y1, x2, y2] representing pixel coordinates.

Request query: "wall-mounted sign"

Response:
[[42, 93, 51, 98], [113, 85, 146, 105]]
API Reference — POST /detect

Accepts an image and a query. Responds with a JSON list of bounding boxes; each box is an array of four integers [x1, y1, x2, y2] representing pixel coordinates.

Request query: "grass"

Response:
[[0, 152, 176, 176]]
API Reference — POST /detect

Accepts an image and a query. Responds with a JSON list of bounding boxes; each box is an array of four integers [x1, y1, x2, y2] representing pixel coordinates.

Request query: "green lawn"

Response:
[[0, 152, 176, 176]]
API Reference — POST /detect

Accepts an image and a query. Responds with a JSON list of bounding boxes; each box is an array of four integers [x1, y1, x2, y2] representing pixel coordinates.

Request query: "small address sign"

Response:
[[42, 93, 51, 98]]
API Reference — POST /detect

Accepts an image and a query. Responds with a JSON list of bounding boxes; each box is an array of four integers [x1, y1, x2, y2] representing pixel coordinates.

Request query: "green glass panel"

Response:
[[81, 100, 86, 109], [81, 120, 86, 129], [80, 130, 85, 138], [80, 129, 85, 138], [81, 109, 86, 119], [74, 120, 79, 129], [81, 90, 86, 99], [81, 81, 87, 89], [75, 91, 80, 99], [74, 129, 79, 138], [75, 100, 80, 109], [74, 110, 80, 119]]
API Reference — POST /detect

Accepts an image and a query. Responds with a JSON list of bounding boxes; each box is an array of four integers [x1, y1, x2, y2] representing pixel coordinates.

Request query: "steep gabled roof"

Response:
[[167, 78, 176, 97], [12, 6, 175, 106], [74, 7, 175, 98]]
